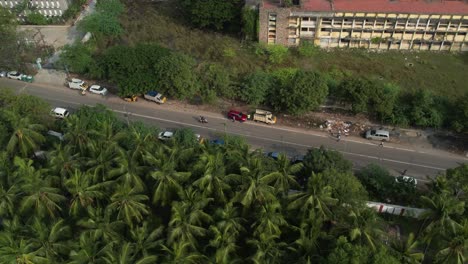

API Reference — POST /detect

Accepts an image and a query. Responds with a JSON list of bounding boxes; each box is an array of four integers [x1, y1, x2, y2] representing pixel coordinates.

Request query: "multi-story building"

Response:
[[0, 0, 69, 21], [259, 0, 468, 51]]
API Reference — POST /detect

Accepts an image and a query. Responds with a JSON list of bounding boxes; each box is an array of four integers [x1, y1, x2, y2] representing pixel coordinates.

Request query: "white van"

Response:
[[50, 107, 70, 119], [365, 129, 390, 141], [68, 78, 88, 90]]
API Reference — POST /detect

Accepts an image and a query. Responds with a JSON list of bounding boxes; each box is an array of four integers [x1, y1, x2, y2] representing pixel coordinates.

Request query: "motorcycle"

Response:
[[199, 116, 208, 124]]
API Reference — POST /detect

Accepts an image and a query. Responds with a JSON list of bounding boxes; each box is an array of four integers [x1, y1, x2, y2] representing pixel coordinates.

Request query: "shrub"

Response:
[[58, 43, 94, 74], [198, 63, 233, 99], [26, 12, 48, 25], [240, 71, 272, 106], [154, 52, 198, 99], [297, 40, 319, 57], [266, 44, 289, 64], [269, 70, 328, 115]]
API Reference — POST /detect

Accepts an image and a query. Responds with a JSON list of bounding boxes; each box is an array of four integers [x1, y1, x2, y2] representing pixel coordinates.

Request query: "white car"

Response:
[[50, 107, 70, 119], [158, 131, 174, 141], [7, 71, 23, 80], [89, 85, 108, 95], [68, 78, 87, 90], [395, 176, 417, 186]]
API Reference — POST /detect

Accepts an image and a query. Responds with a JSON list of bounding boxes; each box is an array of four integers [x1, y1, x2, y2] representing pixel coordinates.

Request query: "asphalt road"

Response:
[[1, 79, 467, 181]]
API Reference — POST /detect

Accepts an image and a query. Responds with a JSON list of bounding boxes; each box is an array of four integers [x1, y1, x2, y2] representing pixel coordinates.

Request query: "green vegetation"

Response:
[[58, 0, 468, 133], [179, 0, 242, 31], [0, 90, 466, 263], [77, 0, 124, 41]]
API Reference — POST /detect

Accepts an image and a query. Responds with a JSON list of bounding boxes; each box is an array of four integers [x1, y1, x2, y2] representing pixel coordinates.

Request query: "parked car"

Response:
[[89, 85, 108, 95], [158, 131, 174, 141], [267, 152, 281, 160], [68, 78, 88, 90], [365, 129, 390, 141], [395, 176, 417, 186], [228, 110, 247, 122], [291, 155, 305, 164], [210, 139, 225, 146], [0, 71, 6, 78], [50, 107, 70, 119], [7, 71, 23, 80]]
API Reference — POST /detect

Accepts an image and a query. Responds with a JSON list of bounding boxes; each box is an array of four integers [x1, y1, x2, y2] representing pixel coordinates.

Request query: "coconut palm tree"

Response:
[[336, 207, 384, 251], [193, 151, 231, 203], [0, 232, 47, 264], [261, 153, 302, 197], [288, 216, 323, 264], [419, 191, 465, 238], [26, 218, 71, 262], [77, 207, 126, 244], [129, 221, 164, 258], [390, 233, 424, 264], [86, 140, 120, 183], [48, 143, 80, 179], [20, 173, 66, 219], [288, 172, 338, 220], [109, 149, 148, 191], [106, 185, 149, 227], [64, 169, 109, 216], [161, 241, 208, 264], [252, 201, 287, 238], [233, 157, 277, 209], [248, 233, 287, 264], [4, 110, 45, 158], [68, 231, 115, 264], [168, 199, 212, 249], [433, 219, 467, 264], [64, 115, 96, 155], [145, 147, 191, 206], [0, 183, 19, 217]]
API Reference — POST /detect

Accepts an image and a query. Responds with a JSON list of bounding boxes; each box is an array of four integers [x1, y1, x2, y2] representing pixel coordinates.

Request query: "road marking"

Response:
[[111, 109, 446, 172], [16, 88, 459, 172]]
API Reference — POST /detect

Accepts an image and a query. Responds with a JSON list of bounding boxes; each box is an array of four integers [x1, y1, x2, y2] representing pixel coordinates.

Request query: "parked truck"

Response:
[[253, 109, 276, 124], [144, 91, 166, 104]]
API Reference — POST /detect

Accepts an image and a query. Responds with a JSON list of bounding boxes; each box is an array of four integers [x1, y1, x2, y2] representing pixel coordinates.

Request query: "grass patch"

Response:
[[118, 0, 468, 99]]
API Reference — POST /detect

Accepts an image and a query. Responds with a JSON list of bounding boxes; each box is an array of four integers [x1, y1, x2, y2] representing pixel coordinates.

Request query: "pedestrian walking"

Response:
[[379, 141, 384, 147], [337, 131, 341, 142]]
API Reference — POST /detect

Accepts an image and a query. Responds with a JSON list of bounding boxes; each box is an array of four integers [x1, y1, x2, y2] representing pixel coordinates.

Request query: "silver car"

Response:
[[365, 129, 390, 141], [0, 71, 6, 78]]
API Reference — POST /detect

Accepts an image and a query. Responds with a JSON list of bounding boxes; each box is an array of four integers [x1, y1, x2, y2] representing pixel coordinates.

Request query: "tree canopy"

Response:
[[0, 90, 464, 263]]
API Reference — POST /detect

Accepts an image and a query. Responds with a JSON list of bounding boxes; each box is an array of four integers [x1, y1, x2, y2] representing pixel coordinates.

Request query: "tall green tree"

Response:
[[180, 0, 242, 31], [270, 70, 328, 115], [107, 185, 149, 227], [4, 111, 45, 157], [153, 52, 198, 99]]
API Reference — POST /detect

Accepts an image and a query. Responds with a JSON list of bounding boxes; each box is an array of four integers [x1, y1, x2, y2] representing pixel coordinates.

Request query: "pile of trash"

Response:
[[321, 120, 368, 136]]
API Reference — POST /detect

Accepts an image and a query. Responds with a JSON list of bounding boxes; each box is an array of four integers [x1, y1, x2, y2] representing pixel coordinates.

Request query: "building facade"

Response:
[[0, 0, 69, 21], [259, 0, 468, 51]]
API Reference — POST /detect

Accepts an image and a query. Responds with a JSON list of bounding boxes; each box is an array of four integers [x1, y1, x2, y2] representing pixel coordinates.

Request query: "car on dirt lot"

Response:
[[7, 71, 23, 80], [227, 110, 247, 122], [158, 131, 174, 141], [89, 85, 108, 95]]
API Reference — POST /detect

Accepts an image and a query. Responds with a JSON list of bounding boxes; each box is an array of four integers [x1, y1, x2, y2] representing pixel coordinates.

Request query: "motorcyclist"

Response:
[[200, 116, 207, 123]]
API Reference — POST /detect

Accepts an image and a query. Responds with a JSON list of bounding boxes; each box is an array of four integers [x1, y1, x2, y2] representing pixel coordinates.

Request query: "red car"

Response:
[[228, 110, 247, 122]]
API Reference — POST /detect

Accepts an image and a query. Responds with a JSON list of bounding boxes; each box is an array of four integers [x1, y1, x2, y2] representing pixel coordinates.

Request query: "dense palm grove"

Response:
[[0, 89, 466, 263]]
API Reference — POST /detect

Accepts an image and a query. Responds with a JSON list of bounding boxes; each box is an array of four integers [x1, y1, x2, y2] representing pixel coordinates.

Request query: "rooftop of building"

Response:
[[262, 0, 468, 15]]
